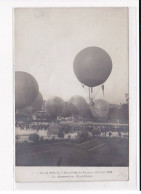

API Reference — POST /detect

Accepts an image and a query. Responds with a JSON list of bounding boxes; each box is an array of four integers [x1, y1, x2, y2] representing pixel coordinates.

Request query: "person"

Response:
[[108, 131, 112, 138], [118, 131, 121, 139], [68, 134, 71, 141], [104, 131, 107, 137]]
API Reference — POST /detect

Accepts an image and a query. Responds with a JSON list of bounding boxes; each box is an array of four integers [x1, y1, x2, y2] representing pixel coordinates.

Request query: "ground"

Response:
[[16, 137, 129, 166]]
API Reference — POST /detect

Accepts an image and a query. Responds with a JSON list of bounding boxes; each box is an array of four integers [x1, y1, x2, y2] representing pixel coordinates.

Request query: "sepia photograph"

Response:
[[15, 7, 129, 181]]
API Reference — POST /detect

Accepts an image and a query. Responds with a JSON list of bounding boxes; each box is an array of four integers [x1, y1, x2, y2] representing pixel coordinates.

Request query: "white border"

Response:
[[0, 0, 139, 191]]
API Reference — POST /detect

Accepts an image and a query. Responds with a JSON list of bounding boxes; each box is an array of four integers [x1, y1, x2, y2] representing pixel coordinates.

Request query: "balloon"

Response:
[[18, 92, 43, 115], [46, 96, 65, 118], [68, 102, 78, 116], [107, 104, 129, 122], [31, 92, 43, 113], [15, 71, 39, 109], [61, 102, 71, 117], [90, 99, 109, 122], [73, 47, 112, 87], [69, 95, 92, 118], [18, 106, 33, 116]]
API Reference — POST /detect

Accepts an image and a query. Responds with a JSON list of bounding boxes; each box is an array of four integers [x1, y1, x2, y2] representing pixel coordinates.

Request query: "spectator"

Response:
[[108, 131, 112, 138], [118, 131, 121, 139], [104, 131, 107, 137]]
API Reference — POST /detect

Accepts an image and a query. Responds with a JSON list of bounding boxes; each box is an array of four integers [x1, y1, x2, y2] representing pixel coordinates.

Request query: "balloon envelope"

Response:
[[61, 102, 71, 117], [69, 95, 92, 118], [15, 71, 39, 109], [31, 92, 43, 113], [46, 97, 65, 118], [68, 102, 78, 116], [90, 99, 109, 122], [73, 47, 112, 87], [18, 106, 33, 116]]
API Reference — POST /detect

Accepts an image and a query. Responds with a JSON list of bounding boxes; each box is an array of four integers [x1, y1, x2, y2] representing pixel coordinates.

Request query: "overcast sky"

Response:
[[15, 8, 128, 104]]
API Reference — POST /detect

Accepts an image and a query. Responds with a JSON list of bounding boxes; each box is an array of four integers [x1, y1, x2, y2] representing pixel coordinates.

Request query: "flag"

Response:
[[102, 85, 104, 96]]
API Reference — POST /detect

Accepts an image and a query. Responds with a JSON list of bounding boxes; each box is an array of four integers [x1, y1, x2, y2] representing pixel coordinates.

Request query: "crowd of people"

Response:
[[15, 121, 50, 131], [15, 120, 128, 139]]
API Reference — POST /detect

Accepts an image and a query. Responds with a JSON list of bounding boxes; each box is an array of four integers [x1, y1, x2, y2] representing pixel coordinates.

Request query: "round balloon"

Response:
[[18, 106, 33, 116], [61, 102, 71, 117], [46, 96, 65, 118], [69, 95, 92, 118], [15, 71, 39, 109], [73, 47, 112, 87], [31, 92, 43, 113], [68, 102, 78, 116], [90, 99, 109, 122]]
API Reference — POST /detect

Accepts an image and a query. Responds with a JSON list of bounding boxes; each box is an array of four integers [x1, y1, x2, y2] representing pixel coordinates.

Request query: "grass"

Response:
[[16, 136, 128, 167]]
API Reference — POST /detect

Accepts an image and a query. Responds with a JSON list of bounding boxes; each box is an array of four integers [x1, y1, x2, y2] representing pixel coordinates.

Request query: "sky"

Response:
[[15, 8, 128, 104]]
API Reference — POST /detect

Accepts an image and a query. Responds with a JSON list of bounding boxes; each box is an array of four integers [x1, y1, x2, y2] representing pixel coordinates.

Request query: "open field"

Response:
[[16, 137, 128, 166]]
